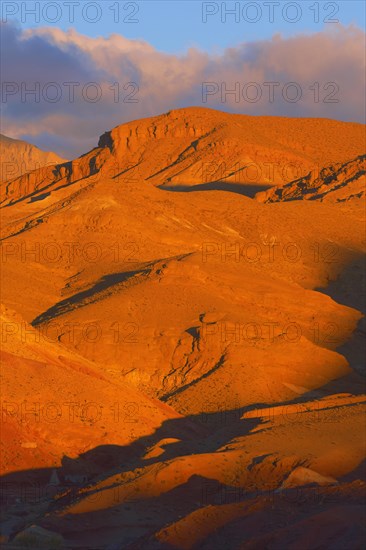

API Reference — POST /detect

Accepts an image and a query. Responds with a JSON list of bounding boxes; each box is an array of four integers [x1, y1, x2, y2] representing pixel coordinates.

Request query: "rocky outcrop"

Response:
[[255, 154, 366, 203]]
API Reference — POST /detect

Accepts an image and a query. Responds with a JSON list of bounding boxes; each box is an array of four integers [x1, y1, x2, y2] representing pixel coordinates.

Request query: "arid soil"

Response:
[[0, 107, 365, 549]]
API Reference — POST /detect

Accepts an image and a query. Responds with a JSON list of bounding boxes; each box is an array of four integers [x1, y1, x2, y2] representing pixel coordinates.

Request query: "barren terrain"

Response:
[[0, 107, 365, 549]]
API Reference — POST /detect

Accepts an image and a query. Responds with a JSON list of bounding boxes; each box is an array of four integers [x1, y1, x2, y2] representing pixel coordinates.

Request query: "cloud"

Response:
[[1, 22, 365, 158]]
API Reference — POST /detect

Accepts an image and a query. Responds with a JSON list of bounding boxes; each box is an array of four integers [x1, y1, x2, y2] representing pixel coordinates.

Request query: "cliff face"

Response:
[[2, 107, 365, 206], [96, 107, 366, 189]]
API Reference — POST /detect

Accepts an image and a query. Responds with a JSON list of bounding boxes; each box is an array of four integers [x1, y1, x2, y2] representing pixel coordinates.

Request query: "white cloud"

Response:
[[1, 22, 364, 158]]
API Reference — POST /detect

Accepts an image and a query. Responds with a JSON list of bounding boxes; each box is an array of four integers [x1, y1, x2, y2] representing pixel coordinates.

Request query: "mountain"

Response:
[[256, 154, 366, 203], [1, 107, 365, 206], [0, 107, 365, 549], [0, 133, 66, 183]]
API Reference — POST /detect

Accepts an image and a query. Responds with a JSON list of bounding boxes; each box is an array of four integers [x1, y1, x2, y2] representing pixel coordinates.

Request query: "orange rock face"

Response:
[[0, 107, 365, 549]]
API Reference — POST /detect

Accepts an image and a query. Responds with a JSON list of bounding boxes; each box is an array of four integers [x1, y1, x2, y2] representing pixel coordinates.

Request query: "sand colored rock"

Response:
[[0, 108, 365, 548], [0, 133, 66, 183]]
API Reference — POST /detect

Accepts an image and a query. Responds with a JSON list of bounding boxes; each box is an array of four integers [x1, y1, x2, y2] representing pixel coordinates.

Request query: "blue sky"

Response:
[[3, 1, 365, 53]]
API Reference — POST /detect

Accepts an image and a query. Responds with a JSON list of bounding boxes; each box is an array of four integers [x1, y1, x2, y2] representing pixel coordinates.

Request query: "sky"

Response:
[[3, 1, 365, 52], [1, 1, 365, 157]]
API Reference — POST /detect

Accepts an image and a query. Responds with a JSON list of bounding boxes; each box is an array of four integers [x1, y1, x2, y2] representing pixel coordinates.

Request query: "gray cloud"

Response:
[[1, 22, 364, 158]]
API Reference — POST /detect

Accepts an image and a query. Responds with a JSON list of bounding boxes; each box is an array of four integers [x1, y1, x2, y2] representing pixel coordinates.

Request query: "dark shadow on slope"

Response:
[[315, 254, 366, 376], [29, 192, 51, 202], [42, 472, 285, 550], [317, 256, 365, 314], [2, 391, 365, 510], [42, 466, 366, 550], [0, 408, 263, 495], [187, 479, 366, 550], [0, 408, 263, 544], [158, 180, 273, 198], [1, 395, 365, 546], [31, 268, 151, 326], [31, 253, 192, 327]]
